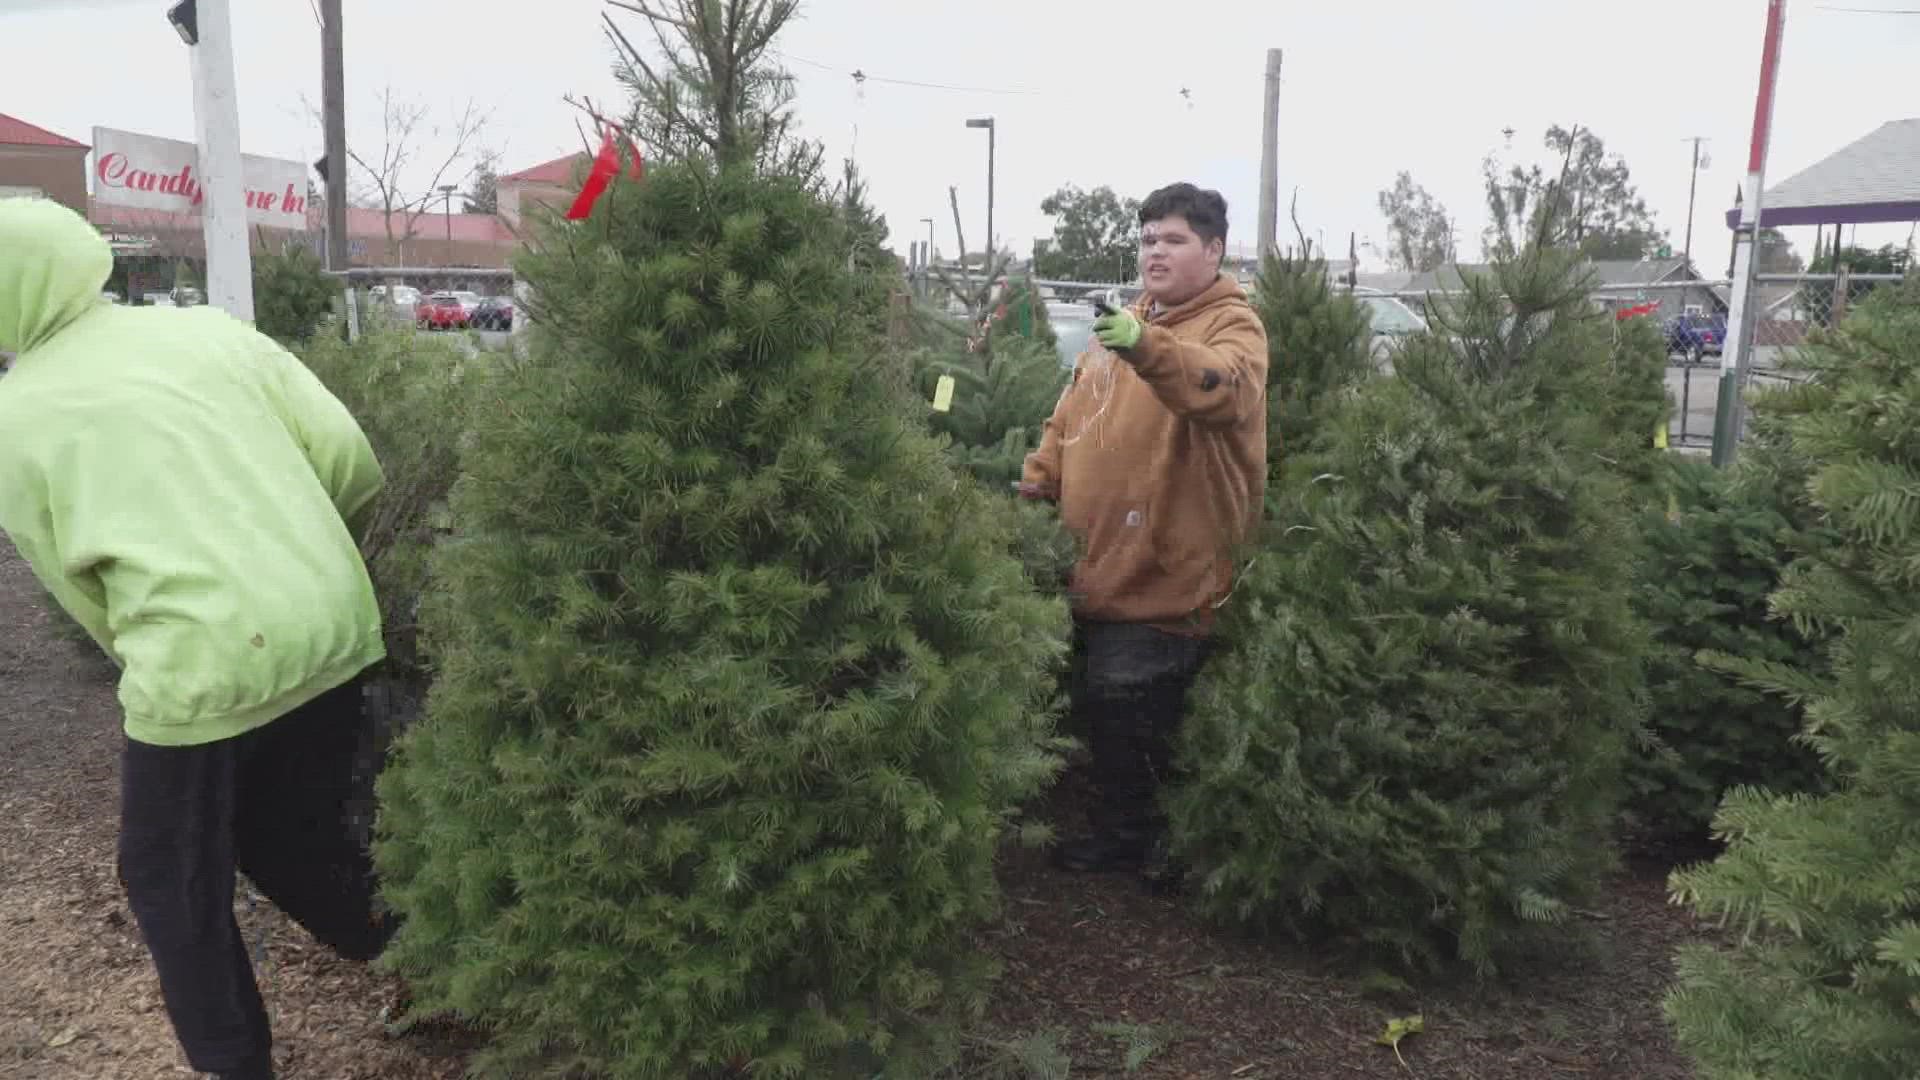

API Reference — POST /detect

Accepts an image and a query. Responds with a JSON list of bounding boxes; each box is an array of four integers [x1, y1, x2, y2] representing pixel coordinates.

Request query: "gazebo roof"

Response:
[[1724, 118, 1920, 229]]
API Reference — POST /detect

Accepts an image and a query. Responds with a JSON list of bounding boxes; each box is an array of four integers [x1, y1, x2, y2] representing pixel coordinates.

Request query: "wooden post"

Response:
[[1255, 49, 1283, 259]]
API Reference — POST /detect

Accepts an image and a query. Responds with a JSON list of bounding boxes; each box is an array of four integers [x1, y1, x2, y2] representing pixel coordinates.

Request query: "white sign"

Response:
[[91, 126, 309, 229]]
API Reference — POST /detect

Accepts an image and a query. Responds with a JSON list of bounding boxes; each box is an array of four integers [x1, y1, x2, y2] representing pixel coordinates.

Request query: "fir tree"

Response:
[[373, 154, 1069, 1080], [1249, 241, 1374, 472], [1629, 455, 1830, 839], [1665, 281, 1920, 1078], [912, 334, 1068, 490], [1169, 246, 1654, 973], [252, 243, 342, 345], [984, 275, 1057, 352]]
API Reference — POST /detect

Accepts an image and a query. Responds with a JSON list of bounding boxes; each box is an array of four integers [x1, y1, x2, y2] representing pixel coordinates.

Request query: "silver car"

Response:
[[1349, 288, 1427, 371]]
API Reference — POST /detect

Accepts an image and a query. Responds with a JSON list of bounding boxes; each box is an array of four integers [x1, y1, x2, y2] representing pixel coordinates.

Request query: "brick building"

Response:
[[0, 113, 89, 213]]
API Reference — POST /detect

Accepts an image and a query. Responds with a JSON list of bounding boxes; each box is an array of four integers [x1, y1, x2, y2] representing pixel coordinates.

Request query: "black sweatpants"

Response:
[[117, 677, 393, 1078], [1069, 621, 1212, 841]]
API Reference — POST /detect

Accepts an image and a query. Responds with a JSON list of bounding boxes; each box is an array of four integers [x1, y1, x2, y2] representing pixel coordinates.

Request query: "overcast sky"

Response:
[[4, 0, 1918, 276]]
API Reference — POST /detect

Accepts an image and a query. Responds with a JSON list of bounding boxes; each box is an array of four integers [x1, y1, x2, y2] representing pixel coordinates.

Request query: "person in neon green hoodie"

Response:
[[0, 198, 393, 1080]]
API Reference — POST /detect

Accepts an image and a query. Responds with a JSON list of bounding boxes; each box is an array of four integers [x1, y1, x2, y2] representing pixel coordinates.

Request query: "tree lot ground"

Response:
[[1, 540, 1715, 1079]]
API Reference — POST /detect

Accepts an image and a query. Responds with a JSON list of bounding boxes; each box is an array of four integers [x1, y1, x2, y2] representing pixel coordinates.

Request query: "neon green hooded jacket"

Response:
[[0, 198, 386, 746]]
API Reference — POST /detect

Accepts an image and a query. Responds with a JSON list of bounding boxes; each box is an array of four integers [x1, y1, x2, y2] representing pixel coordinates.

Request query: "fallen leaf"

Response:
[[46, 1025, 82, 1048], [1375, 1014, 1425, 1068]]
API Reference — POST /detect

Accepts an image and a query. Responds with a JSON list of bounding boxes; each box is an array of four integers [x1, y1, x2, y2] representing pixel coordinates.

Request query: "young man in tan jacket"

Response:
[[1020, 182, 1269, 884]]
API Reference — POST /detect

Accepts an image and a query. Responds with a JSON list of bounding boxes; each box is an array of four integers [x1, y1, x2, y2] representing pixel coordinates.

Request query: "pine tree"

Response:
[[373, 153, 1070, 1080], [1665, 281, 1920, 1078], [911, 334, 1068, 490], [1249, 242, 1374, 471], [984, 275, 1057, 352], [1169, 246, 1656, 973], [1628, 455, 1830, 839], [252, 243, 343, 345], [374, 5, 1069, 1073]]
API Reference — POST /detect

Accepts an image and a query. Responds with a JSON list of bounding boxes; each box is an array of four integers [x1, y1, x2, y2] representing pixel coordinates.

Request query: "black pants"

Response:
[[118, 678, 393, 1078], [1069, 621, 1211, 841]]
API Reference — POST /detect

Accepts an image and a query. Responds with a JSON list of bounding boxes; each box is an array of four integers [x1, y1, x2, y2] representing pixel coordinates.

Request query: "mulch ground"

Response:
[[0, 540, 1711, 1079]]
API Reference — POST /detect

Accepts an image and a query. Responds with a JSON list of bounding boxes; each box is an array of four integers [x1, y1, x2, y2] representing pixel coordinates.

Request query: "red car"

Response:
[[415, 292, 468, 330]]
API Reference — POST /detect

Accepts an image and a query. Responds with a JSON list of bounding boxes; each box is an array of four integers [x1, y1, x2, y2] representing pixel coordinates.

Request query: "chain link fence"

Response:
[[1358, 273, 1906, 455]]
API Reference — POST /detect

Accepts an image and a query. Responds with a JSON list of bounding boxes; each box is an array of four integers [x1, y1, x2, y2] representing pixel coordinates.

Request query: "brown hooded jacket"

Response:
[[1022, 273, 1269, 637]]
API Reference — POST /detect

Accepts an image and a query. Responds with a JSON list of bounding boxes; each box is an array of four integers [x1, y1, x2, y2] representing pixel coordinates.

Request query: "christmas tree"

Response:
[[373, 5, 1070, 1075], [1665, 281, 1920, 1078], [1628, 455, 1829, 839], [1169, 245, 1656, 973], [912, 333, 1068, 489], [1248, 241, 1374, 477], [984, 274, 1057, 352]]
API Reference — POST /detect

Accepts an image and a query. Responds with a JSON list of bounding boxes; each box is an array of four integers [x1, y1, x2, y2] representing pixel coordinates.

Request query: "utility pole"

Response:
[[1712, 0, 1789, 468], [1256, 48, 1283, 259], [321, 0, 348, 275], [1682, 136, 1709, 270], [965, 117, 995, 266], [183, 0, 254, 321]]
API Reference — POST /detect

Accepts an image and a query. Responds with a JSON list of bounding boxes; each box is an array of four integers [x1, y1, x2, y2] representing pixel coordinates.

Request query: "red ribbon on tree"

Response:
[[565, 127, 647, 221]]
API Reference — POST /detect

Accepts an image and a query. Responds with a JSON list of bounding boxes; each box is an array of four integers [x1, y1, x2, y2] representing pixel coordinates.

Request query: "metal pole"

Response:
[[1712, 0, 1788, 468], [321, 0, 348, 275], [1682, 137, 1702, 269], [986, 121, 995, 265], [187, 0, 254, 322], [1257, 48, 1283, 259]]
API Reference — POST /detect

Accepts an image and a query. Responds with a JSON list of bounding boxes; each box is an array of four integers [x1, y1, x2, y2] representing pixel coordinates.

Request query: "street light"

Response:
[[439, 184, 458, 262], [166, 0, 198, 45], [965, 117, 994, 269]]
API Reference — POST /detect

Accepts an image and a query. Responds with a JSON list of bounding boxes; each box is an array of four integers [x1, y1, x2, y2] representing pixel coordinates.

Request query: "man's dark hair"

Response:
[[1139, 183, 1229, 245]]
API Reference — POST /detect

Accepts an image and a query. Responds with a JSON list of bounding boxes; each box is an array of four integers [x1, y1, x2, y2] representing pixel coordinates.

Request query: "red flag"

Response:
[[620, 133, 646, 181], [565, 128, 620, 221]]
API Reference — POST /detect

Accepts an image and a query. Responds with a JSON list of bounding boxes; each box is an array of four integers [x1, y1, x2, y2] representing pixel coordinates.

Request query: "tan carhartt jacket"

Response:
[[1023, 273, 1269, 637]]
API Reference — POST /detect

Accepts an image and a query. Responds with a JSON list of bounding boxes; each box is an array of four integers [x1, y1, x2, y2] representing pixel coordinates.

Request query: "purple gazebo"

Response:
[[1725, 118, 1920, 230]]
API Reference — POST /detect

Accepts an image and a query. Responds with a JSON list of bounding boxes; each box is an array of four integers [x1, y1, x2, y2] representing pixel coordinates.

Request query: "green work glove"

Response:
[[1093, 307, 1143, 351]]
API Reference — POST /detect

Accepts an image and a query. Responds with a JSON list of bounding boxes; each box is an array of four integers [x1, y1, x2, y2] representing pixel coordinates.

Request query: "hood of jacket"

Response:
[[0, 197, 112, 357]]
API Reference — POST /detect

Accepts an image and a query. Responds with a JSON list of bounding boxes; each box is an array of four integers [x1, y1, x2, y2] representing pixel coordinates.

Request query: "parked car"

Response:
[[472, 296, 516, 331], [1046, 300, 1096, 369], [1350, 288, 1429, 371], [446, 290, 483, 318], [1664, 312, 1727, 361], [416, 292, 469, 330]]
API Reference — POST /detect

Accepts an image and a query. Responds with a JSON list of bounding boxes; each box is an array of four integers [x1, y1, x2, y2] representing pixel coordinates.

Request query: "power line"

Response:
[[771, 50, 1039, 96]]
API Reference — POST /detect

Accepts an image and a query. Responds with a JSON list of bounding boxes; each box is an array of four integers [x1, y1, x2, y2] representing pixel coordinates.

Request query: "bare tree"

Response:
[[342, 88, 493, 259]]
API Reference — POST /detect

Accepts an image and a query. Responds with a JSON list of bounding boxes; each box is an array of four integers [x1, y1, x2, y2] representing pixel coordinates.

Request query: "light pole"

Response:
[[1682, 136, 1711, 270], [169, 0, 255, 322], [919, 215, 935, 294], [965, 117, 994, 268], [438, 184, 457, 263]]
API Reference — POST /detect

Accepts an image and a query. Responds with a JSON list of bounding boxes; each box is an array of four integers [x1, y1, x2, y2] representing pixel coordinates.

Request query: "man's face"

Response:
[[1139, 214, 1223, 306]]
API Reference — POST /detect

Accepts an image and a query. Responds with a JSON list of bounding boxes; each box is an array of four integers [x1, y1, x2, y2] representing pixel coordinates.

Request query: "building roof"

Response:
[[345, 206, 517, 245], [501, 153, 584, 186], [501, 147, 645, 187], [0, 113, 87, 150], [1587, 258, 1691, 286], [1724, 118, 1920, 229]]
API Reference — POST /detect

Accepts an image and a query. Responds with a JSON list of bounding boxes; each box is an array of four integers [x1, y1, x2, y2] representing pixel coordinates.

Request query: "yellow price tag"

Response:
[[931, 374, 956, 413]]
